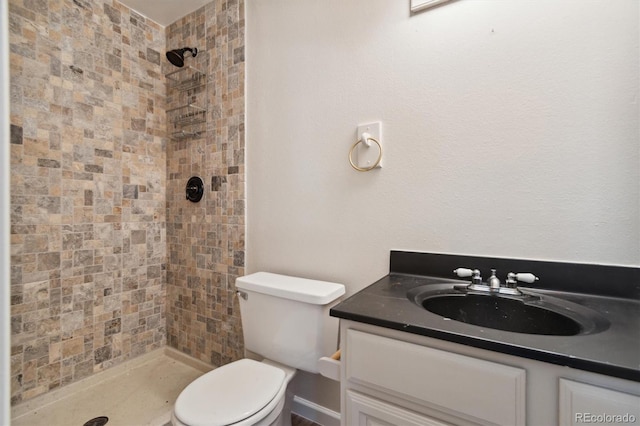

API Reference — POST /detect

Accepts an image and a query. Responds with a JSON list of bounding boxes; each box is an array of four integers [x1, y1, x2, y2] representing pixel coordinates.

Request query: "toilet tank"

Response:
[[236, 272, 345, 374]]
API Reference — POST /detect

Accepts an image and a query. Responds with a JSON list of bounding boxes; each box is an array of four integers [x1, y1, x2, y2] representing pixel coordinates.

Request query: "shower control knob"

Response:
[[185, 176, 204, 203]]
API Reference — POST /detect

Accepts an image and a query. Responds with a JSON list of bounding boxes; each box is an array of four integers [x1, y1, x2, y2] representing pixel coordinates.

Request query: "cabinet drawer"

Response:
[[559, 379, 640, 426], [346, 329, 526, 425]]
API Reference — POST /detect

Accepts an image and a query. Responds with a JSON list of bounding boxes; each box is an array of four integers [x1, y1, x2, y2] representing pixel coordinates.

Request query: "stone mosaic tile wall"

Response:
[[9, 0, 167, 404], [165, 0, 246, 366]]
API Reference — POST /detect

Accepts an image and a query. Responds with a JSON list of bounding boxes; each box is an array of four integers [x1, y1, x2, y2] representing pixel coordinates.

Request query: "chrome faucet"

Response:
[[487, 269, 501, 290], [453, 268, 539, 296]]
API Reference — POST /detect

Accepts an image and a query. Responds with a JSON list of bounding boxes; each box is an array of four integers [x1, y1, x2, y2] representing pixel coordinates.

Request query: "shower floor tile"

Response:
[[11, 351, 206, 426]]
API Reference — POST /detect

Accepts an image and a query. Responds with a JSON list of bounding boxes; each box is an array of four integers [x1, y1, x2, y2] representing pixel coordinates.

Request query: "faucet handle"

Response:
[[454, 268, 483, 285], [453, 268, 473, 278], [506, 272, 539, 286]]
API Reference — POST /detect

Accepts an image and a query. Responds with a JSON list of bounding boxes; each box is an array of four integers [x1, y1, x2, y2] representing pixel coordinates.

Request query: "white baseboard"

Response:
[[292, 395, 340, 426]]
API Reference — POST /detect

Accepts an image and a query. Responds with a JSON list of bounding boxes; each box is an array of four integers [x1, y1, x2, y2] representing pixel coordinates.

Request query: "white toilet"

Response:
[[171, 272, 345, 426]]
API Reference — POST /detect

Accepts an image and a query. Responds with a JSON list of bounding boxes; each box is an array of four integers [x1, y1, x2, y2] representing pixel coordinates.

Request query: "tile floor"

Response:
[[11, 350, 320, 426]]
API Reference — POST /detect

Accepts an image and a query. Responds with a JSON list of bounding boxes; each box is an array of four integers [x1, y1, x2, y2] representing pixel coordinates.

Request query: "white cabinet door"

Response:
[[559, 379, 640, 426], [346, 390, 451, 426]]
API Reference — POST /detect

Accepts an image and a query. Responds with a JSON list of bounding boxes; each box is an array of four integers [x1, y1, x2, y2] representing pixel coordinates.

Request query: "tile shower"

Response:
[[8, 0, 245, 407]]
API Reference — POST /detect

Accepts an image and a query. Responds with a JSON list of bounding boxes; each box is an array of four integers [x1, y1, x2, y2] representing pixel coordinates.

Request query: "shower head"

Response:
[[166, 47, 198, 67]]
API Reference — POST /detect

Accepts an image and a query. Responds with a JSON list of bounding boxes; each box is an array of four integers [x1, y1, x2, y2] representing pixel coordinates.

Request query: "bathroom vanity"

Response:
[[330, 252, 640, 426]]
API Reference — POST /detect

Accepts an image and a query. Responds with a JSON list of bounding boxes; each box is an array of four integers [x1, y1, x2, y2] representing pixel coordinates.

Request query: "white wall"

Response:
[[246, 0, 639, 298], [1, 0, 11, 422]]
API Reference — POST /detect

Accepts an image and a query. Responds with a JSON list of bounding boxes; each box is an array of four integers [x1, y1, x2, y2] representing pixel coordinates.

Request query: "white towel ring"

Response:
[[349, 136, 382, 172]]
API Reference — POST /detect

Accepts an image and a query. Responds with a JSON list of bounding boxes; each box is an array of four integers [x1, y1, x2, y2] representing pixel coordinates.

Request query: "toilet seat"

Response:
[[174, 359, 286, 426]]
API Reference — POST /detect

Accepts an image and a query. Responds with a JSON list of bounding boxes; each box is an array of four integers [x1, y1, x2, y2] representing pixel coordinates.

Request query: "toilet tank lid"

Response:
[[236, 272, 345, 305]]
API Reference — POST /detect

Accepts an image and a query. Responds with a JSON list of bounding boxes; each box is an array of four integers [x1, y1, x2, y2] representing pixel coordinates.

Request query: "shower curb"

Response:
[[163, 347, 214, 374]]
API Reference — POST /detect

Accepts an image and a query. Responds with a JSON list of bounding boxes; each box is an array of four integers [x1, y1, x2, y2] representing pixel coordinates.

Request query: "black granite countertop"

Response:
[[331, 252, 640, 382]]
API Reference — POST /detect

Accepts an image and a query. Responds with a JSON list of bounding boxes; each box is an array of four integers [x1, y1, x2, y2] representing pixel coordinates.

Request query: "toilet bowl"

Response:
[[172, 359, 296, 426], [171, 272, 345, 426]]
